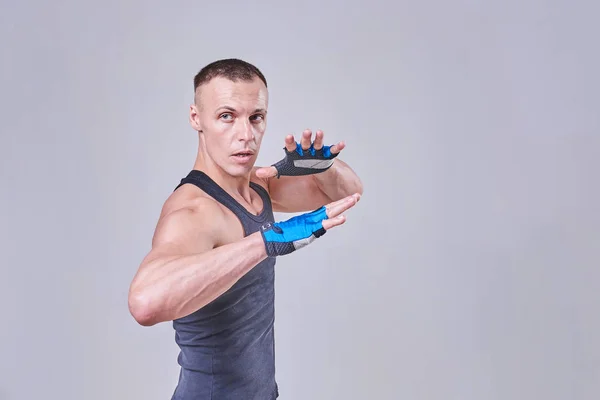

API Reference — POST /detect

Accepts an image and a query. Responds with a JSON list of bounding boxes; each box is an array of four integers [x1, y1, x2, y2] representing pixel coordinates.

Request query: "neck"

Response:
[[192, 152, 253, 202]]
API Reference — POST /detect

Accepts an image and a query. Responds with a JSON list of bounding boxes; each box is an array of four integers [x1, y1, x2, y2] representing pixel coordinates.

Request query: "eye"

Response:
[[250, 114, 264, 122], [220, 113, 233, 120]]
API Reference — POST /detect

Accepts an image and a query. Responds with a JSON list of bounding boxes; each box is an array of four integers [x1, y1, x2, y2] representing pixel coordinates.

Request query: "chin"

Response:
[[225, 163, 255, 178]]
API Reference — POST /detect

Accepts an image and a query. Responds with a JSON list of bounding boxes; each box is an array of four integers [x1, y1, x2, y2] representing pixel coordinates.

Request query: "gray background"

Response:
[[1, 0, 599, 399]]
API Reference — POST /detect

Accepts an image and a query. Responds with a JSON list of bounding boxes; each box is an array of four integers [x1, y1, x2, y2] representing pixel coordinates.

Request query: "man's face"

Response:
[[191, 76, 268, 177]]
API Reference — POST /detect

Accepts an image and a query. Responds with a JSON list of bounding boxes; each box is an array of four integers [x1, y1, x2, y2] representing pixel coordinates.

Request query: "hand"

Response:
[[255, 129, 346, 179], [260, 192, 360, 257]]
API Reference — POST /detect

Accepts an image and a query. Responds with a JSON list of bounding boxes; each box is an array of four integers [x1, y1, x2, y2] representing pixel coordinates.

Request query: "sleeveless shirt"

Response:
[[170, 170, 279, 400]]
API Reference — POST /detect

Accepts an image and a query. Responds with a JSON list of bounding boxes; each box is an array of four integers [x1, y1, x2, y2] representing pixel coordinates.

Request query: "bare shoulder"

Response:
[[148, 183, 227, 258]]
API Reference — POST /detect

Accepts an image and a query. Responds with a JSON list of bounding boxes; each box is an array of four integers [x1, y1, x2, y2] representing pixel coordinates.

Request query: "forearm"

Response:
[[129, 232, 267, 326], [313, 159, 363, 202]]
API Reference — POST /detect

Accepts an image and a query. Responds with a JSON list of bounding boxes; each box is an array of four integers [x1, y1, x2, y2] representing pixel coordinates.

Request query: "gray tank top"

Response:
[[170, 169, 279, 400]]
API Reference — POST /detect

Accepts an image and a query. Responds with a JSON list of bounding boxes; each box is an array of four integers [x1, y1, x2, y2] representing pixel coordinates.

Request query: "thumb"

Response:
[[255, 166, 278, 178]]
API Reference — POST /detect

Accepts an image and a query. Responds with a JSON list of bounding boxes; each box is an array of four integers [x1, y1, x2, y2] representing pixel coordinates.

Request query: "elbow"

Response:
[[354, 176, 364, 196], [356, 180, 364, 196], [128, 290, 159, 327]]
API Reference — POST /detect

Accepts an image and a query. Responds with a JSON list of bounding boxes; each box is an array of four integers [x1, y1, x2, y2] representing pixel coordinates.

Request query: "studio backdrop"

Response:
[[1, 1, 599, 399]]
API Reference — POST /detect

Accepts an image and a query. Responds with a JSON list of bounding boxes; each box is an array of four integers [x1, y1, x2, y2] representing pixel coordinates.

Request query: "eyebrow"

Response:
[[218, 106, 267, 114]]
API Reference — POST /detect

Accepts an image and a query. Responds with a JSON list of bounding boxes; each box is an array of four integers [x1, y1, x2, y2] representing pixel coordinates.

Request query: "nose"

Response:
[[236, 119, 255, 141]]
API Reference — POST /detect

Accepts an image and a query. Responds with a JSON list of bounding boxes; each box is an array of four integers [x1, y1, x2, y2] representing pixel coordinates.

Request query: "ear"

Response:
[[189, 104, 203, 132]]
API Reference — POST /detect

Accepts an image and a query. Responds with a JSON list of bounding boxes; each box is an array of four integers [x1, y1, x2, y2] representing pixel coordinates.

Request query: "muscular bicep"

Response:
[[259, 174, 332, 213], [129, 204, 220, 292]]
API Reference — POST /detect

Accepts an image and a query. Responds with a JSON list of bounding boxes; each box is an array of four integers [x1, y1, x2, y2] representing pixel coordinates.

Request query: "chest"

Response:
[[214, 202, 274, 248]]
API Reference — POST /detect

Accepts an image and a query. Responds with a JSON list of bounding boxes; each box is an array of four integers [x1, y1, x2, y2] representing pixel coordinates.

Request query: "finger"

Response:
[[300, 129, 312, 150], [255, 166, 278, 179], [325, 193, 361, 219], [313, 130, 324, 150], [322, 214, 346, 230], [327, 192, 361, 209], [329, 141, 346, 155], [284, 134, 296, 152], [327, 193, 359, 209]]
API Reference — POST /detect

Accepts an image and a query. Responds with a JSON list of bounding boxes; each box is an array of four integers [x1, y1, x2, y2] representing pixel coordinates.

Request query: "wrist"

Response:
[[312, 160, 339, 188], [248, 231, 269, 260]]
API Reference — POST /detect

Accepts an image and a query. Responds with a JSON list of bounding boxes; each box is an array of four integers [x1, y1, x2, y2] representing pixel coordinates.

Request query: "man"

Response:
[[128, 58, 363, 399]]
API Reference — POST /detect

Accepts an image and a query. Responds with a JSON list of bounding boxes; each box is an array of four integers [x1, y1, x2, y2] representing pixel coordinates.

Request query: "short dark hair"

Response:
[[193, 58, 267, 93]]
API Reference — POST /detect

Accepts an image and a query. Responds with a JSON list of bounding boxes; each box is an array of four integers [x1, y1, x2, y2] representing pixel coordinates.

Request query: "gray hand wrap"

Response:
[[272, 142, 338, 178]]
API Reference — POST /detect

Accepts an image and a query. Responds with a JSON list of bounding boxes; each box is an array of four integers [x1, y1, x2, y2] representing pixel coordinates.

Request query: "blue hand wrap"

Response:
[[272, 142, 339, 178], [260, 206, 329, 257]]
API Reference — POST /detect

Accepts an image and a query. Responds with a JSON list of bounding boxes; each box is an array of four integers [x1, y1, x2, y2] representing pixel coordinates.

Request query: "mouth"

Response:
[[232, 150, 255, 158], [231, 150, 255, 164]]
